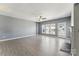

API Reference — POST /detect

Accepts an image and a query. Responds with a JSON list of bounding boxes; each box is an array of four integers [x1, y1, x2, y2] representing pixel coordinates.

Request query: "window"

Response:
[[42, 23, 56, 35], [57, 22, 66, 38], [50, 24, 56, 35], [46, 24, 50, 34]]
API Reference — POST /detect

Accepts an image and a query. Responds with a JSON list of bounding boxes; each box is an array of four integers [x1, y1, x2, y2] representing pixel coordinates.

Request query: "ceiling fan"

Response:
[[38, 16, 47, 21]]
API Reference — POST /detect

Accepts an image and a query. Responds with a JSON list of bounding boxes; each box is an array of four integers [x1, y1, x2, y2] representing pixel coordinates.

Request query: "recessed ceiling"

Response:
[[0, 3, 73, 22]]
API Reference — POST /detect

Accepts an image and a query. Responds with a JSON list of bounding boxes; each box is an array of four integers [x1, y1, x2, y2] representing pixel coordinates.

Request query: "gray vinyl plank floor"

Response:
[[0, 35, 71, 56]]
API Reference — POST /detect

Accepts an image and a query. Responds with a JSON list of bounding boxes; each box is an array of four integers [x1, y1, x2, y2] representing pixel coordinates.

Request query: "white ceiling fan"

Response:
[[38, 16, 47, 22]]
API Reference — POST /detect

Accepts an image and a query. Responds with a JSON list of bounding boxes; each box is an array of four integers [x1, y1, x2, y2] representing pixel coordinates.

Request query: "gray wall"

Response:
[[74, 4, 79, 55], [37, 17, 71, 38], [0, 15, 36, 39]]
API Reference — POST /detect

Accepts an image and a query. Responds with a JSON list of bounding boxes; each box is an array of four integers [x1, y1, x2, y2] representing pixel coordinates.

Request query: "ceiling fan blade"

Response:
[[42, 17, 46, 20], [38, 16, 46, 21]]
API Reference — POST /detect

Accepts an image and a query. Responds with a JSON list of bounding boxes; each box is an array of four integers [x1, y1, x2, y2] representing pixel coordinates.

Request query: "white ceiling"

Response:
[[0, 3, 73, 22]]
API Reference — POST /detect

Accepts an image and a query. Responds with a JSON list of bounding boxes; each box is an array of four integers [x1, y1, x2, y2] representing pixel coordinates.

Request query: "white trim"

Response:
[[0, 34, 36, 41], [71, 48, 76, 56]]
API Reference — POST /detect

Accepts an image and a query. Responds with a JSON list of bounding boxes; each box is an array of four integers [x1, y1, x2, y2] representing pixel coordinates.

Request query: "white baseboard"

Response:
[[71, 48, 77, 56], [0, 34, 36, 41]]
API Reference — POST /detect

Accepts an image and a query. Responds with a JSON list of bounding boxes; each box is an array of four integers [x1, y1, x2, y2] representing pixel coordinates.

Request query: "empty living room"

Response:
[[0, 3, 73, 56]]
